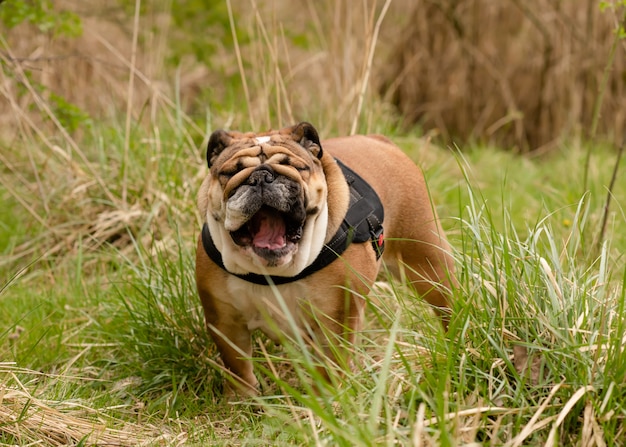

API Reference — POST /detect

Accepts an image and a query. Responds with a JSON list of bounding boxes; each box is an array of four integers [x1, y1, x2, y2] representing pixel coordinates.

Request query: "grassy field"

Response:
[[2, 130, 625, 445], [2, 1, 626, 446]]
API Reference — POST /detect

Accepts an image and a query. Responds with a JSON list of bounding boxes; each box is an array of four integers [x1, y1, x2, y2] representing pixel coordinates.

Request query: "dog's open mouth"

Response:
[[230, 206, 303, 259]]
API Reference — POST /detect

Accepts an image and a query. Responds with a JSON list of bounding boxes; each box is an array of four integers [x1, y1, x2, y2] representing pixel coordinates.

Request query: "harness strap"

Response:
[[201, 158, 385, 286]]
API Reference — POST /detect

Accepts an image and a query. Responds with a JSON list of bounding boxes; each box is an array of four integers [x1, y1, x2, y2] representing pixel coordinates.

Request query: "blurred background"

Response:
[[2, 0, 624, 152], [1, 0, 625, 271]]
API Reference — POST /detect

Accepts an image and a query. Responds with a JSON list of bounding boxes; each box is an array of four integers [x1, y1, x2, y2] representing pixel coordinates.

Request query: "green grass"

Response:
[[1, 119, 625, 445]]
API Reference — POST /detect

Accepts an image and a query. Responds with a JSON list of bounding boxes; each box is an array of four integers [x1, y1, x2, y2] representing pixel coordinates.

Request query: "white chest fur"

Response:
[[221, 275, 309, 341]]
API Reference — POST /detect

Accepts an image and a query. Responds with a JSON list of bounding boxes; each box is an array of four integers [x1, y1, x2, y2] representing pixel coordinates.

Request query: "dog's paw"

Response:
[[223, 378, 260, 402]]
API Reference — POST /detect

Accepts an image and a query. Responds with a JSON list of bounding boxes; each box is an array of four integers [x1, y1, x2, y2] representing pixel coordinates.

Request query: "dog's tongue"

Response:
[[252, 209, 286, 250]]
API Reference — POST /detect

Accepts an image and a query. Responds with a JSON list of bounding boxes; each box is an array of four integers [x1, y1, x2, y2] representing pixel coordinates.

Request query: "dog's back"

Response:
[[323, 135, 456, 313]]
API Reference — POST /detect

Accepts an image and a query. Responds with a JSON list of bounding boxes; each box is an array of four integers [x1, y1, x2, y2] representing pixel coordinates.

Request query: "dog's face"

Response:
[[198, 122, 330, 276]]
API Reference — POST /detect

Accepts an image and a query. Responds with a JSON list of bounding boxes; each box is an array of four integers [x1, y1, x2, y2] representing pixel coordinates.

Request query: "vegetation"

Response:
[[1, 0, 625, 445], [381, 0, 626, 150]]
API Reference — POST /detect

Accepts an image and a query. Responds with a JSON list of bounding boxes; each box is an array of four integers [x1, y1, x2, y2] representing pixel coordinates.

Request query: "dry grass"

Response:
[[0, 364, 185, 446], [0, 1, 206, 267], [215, 0, 401, 136], [0, 0, 399, 266], [0, 1, 401, 136], [379, 0, 626, 151], [3, 0, 624, 153]]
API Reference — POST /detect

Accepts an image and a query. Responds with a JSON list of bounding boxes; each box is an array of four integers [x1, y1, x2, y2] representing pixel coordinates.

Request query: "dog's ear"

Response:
[[291, 122, 323, 159], [206, 129, 232, 168]]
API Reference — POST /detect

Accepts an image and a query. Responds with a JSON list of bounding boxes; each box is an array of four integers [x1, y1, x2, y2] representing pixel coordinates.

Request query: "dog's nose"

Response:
[[248, 165, 275, 186]]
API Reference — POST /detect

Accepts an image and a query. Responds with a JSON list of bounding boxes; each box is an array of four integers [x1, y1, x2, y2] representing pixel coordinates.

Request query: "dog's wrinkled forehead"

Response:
[[243, 132, 299, 147], [206, 122, 323, 169]]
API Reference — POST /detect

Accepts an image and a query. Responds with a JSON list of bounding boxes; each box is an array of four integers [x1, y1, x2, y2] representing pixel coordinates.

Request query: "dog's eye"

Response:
[[219, 170, 237, 179], [219, 160, 245, 179], [284, 159, 309, 172]]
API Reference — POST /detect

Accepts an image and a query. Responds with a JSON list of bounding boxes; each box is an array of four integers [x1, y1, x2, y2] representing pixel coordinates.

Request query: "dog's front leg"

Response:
[[207, 321, 258, 397]]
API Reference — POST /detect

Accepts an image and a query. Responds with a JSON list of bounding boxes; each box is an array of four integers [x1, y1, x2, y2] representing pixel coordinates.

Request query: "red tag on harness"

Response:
[[371, 227, 385, 259]]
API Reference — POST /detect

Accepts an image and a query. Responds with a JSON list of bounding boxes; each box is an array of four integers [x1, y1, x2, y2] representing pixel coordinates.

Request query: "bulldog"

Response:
[[195, 122, 456, 396]]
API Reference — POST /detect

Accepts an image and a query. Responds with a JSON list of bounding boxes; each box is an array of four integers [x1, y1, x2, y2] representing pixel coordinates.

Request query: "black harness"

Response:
[[201, 158, 385, 286]]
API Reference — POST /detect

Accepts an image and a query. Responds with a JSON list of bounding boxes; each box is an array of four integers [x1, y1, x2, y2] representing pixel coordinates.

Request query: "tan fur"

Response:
[[195, 124, 456, 396]]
